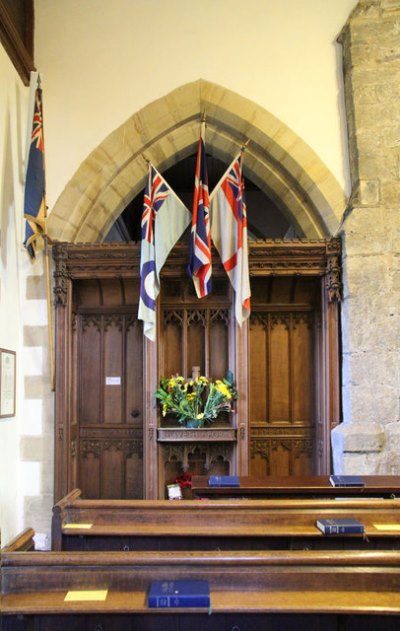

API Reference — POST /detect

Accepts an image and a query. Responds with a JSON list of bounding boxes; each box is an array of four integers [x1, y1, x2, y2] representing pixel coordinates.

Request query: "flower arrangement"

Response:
[[174, 472, 192, 490], [155, 370, 238, 427]]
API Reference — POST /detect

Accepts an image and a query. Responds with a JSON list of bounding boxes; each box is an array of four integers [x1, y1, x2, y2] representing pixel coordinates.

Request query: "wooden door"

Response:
[[72, 279, 144, 499]]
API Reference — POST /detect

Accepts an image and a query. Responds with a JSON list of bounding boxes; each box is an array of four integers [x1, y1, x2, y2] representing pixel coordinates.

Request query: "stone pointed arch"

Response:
[[47, 79, 347, 242]]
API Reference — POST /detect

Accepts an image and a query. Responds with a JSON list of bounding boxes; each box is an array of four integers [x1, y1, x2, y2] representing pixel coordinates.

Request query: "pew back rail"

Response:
[[52, 489, 400, 551], [3, 546, 400, 616]]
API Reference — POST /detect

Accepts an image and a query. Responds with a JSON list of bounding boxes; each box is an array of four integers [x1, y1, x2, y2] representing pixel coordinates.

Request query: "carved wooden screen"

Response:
[[157, 275, 235, 494], [72, 278, 144, 499], [53, 240, 341, 501], [249, 277, 320, 476], [159, 277, 231, 380]]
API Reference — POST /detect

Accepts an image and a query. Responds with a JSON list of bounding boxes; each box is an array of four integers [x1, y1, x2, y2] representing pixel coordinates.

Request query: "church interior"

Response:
[[1, 0, 400, 627]]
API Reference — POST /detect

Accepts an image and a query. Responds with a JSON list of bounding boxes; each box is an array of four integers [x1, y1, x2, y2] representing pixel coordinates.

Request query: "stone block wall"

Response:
[[332, 0, 400, 473], [20, 254, 54, 549]]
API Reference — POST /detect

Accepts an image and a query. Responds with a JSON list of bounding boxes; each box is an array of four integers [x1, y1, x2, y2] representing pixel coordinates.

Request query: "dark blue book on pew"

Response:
[[329, 474, 364, 487], [208, 475, 240, 487], [316, 518, 364, 535], [148, 580, 210, 608]]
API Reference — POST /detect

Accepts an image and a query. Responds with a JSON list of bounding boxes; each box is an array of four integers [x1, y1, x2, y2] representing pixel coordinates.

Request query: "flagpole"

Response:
[[44, 229, 55, 391], [209, 140, 250, 202], [209, 152, 242, 202]]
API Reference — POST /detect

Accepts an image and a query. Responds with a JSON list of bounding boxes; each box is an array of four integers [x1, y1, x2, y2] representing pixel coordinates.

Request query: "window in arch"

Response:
[[104, 155, 298, 243]]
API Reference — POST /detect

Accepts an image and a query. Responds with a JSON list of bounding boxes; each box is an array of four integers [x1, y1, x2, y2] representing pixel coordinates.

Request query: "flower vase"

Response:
[[185, 418, 203, 428]]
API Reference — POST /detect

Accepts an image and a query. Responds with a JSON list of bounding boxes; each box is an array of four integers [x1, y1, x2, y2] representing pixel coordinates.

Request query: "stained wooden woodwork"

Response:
[[0, 0, 35, 85], [249, 277, 319, 476], [157, 275, 236, 496], [52, 239, 341, 501], [191, 475, 400, 498], [71, 277, 144, 499], [3, 534, 400, 630], [1, 527, 35, 552], [51, 488, 400, 553]]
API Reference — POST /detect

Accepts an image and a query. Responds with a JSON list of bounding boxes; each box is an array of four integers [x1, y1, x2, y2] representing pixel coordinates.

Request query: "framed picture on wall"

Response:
[[0, 348, 16, 418]]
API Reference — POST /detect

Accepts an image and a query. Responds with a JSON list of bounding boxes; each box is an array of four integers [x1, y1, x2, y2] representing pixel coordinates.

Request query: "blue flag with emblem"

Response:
[[24, 80, 46, 259]]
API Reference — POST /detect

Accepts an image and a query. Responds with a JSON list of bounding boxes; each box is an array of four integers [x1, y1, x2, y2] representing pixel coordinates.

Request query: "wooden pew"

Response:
[[52, 489, 400, 552], [191, 474, 400, 499], [3, 531, 400, 629], [1, 527, 36, 552]]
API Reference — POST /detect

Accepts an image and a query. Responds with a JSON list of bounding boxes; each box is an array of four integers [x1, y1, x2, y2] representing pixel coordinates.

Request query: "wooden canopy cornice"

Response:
[[52, 237, 341, 307], [0, 0, 35, 86]]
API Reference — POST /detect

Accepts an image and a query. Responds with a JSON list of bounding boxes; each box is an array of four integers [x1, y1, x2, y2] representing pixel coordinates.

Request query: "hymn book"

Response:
[[208, 475, 240, 487], [316, 518, 364, 535], [329, 475, 364, 487], [148, 580, 210, 608]]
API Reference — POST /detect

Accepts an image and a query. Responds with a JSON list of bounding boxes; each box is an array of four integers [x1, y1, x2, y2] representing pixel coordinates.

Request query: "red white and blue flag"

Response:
[[210, 152, 251, 326], [188, 124, 212, 298], [138, 163, 191, 341], [24, 84, 46, 259]]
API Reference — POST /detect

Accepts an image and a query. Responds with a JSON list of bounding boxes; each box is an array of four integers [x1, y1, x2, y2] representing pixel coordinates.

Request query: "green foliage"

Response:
[[155, 373, 238, 427]]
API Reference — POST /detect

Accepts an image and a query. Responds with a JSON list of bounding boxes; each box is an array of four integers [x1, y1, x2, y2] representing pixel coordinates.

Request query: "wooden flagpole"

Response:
[[43, 228, 54, 391]]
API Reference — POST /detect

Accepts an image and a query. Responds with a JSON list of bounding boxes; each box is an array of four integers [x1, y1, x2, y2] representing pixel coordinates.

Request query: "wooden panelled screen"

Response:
[[160, 277, 231, 387], [249, 277, 319, 477], [71, 279, 144, 499], [53, 239, 341, 500]]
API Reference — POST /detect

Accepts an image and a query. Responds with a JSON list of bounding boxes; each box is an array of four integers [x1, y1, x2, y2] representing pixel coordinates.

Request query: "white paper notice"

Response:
[[106, 376, 121, 385]]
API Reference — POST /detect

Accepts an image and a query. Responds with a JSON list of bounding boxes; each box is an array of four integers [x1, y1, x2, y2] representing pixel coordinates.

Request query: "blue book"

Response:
[[329, 475, 364, 487], [316, 518, 364, 535], [208, 475, 240, 487], [148, 580, 210, 608]]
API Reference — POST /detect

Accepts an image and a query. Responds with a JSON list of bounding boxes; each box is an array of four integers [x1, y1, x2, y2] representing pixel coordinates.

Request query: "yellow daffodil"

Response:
[[215, 380, 232, 399], [155, 373, 237, 427]]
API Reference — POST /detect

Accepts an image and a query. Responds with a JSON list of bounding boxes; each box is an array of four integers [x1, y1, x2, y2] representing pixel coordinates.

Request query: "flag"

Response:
[[24, 82, 46, 259], [138, 163, 191, 341], [210, 152, 251, 326], [188, 123, 212, 298]]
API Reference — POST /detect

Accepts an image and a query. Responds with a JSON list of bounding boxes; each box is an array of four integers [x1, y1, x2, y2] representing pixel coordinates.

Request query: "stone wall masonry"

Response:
[[22, 259, 54, 548], [332, 0, 400, 473], [48, 79, 347, 244]]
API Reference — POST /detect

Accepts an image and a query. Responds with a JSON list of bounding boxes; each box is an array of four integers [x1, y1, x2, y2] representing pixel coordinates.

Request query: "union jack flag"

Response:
[[210, 152, 251, 326], [188, 124, 212, 298], [24, 84, 46, 259], [138, 163, 191, 341], [141, 166, 169, 246]]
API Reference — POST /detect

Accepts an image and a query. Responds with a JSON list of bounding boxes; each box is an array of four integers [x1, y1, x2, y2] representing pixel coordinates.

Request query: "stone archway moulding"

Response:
[[47, 79, 347, 243]]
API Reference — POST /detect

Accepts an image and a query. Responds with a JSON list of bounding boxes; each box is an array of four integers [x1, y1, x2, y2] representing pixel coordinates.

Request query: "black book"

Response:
[[148, 580, 210, 608], [316, 517, 364, 535], [329, 475, 364, 487]]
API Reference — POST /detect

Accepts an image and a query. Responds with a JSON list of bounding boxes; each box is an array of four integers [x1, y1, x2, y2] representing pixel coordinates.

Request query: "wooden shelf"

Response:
[[157, 427, 237, 442]]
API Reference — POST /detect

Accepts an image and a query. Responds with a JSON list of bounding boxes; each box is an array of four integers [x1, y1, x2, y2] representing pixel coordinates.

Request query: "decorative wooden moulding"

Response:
[[157, 427, 237, 443]]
